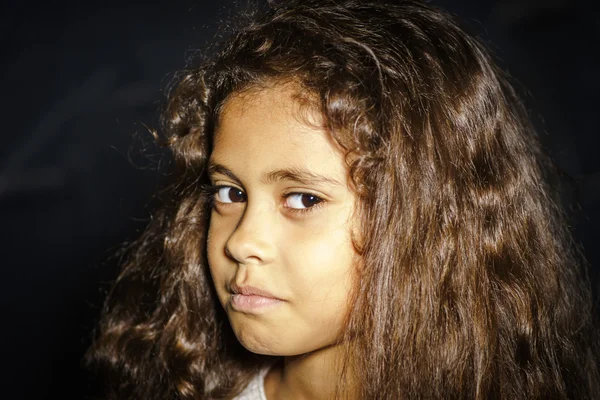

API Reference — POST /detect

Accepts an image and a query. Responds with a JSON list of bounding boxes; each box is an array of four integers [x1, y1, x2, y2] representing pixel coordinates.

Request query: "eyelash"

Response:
[[201, 184, 325, 215], [284, 192, 325, 215]]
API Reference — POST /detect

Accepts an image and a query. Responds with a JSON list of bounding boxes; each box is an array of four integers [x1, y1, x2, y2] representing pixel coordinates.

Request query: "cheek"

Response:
[[283, 238, 355, 350], [206, 221, 218, 270], [206, 214, 232, 285], [286, 224, 356, 304], [287, 206, 356, 270]]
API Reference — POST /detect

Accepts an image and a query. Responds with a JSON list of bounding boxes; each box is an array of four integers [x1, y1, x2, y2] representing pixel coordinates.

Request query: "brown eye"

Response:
[[285, 193, 323, 209], [216, 187, 246, 203]]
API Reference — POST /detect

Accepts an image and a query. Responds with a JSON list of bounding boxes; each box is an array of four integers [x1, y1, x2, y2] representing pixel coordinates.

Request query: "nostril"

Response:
[[225, 246, 235, 261]]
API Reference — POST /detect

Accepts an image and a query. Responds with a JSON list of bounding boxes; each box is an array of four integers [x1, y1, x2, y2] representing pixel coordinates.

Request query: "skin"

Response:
[[206, 84, 359, 399]]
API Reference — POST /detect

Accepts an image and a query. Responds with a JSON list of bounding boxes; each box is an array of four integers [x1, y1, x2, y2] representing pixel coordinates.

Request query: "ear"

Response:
[[349, 210, 366, 272]]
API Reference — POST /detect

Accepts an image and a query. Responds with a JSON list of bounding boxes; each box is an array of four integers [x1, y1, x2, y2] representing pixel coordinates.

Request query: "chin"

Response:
[[234, 328, 281, 355], [230, 324, 295, 357]]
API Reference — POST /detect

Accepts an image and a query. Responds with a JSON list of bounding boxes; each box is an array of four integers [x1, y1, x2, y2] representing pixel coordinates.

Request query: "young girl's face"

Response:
[[207, 85, 358, 357]]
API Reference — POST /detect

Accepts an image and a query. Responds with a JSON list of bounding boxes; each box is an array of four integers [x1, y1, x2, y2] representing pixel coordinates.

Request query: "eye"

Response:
[[284, 193, 323, 209], [215, 186, 246, 203]]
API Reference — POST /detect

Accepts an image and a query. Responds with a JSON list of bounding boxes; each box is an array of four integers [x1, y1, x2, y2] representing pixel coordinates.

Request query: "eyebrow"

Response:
[[208, 163, 243, 185], [208, 162, 343, 187]]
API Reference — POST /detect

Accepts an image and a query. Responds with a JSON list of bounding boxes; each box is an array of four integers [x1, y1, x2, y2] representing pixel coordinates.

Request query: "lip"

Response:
[[228, 284, 284, 313]]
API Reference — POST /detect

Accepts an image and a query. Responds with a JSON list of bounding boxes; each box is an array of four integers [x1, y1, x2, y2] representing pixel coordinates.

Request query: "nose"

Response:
[[225, 204, 276, 265]]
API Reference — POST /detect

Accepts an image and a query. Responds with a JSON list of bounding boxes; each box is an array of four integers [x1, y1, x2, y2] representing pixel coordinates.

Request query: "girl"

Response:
[[86, 0, 600, 399]]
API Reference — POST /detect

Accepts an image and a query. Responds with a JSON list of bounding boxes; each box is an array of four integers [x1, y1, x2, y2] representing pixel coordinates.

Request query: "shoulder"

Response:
[[232, 368, 269, 400]]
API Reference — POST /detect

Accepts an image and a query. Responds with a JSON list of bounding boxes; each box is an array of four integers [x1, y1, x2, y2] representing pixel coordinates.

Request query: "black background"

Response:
[[1, 1, 598, 398]]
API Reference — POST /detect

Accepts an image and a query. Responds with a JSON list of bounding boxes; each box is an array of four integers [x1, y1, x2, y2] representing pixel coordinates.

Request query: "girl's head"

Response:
[[207, 83, 359, 358], [88, 1, 599, 398]]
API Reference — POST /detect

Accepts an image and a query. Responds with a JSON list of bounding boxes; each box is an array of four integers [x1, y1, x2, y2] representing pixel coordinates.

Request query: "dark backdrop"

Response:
[[1, 1, 598, 398]]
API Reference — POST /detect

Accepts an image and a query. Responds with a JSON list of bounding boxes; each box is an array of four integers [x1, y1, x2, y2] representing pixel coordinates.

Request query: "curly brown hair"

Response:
[[86, 0, 600, 398]]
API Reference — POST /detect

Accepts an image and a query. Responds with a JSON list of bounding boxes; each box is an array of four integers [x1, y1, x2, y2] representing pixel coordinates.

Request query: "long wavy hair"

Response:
[[86, 0, 599, 398]]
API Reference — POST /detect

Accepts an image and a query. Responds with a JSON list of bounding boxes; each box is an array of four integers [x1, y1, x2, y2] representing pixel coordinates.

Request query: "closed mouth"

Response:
[[229, 283, 281, 300]]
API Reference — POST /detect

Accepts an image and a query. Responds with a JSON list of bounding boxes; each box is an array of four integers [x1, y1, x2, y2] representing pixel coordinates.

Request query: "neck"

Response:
[[264, 344, 356, 400]]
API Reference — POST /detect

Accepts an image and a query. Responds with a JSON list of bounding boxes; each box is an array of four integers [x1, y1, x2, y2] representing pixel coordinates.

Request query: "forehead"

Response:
[[210, 85, 348, 179], [215, 84, 320, 142]]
